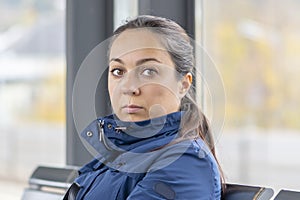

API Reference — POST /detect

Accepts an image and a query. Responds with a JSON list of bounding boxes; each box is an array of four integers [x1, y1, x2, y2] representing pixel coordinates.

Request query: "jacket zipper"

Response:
[[98, 120, 113, 151]]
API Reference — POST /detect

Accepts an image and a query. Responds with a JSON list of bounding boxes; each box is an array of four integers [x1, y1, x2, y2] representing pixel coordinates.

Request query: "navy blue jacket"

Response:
[[74, 112, 221, 199]]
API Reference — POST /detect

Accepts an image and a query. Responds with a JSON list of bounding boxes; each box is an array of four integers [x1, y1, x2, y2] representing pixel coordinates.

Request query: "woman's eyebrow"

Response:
[[109, 58, 124, 64], [136, 58, 161, 66], [109, 58, 161, 65]]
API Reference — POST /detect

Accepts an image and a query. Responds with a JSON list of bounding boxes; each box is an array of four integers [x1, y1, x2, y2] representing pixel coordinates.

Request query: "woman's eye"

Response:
[[110, 68, 124, 77], [141, 68, 158, 77]]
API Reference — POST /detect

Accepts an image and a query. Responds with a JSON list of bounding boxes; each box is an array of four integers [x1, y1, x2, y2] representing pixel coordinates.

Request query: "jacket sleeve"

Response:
[[126, 146, 221, 200]]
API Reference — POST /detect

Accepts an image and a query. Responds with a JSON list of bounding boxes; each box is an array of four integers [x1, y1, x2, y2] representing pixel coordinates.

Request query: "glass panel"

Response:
[[0, 0, 66, 199], [196, 0, 300, 192], [114, 0, 138, 30]]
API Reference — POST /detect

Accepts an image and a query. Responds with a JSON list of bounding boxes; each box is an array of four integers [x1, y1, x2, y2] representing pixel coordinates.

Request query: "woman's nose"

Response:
[[120, 72, 141, 96]]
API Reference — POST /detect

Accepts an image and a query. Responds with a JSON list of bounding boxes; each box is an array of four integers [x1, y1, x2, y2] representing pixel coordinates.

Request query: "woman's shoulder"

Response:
[[160, 138, 220, 196], [149, 138, 218, 171], [131, 138, 222, 199]]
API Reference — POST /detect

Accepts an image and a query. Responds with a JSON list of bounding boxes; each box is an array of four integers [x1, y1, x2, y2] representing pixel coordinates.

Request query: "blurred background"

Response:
[[0, 0, 65, 199], [0, 0, 299, 199]]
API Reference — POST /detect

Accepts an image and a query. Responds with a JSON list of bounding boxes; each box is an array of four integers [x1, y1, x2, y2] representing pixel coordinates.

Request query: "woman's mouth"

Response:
[[122, 105, 143, 114]]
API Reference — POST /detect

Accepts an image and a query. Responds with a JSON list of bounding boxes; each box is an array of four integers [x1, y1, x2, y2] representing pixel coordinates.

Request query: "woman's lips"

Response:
[[122, 105, 143, 114]]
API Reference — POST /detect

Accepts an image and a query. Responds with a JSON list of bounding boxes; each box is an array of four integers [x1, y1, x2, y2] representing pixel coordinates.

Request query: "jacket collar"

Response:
[[80, 111, 183, 165]]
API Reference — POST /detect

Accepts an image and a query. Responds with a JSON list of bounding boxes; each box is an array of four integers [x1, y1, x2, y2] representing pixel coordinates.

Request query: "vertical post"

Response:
[[66, 0, 113, 166]]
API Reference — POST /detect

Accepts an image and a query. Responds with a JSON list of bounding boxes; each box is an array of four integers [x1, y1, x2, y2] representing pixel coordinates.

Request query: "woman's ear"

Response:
[[178, 72, 192, 97]]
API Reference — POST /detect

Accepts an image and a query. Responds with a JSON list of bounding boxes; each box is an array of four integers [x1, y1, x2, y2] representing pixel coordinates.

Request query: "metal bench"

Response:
[[21, 165, 79, 200], [274, 189, 300, 200], [223, 183, 274, 200]]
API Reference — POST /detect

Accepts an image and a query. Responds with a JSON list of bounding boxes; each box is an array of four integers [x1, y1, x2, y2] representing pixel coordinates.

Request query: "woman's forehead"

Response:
[[110, 29, 167, 59], [109, 48, 172, 64]]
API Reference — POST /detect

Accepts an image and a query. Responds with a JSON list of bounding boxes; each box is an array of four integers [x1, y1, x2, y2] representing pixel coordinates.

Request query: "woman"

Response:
[[65, 15, 223, 200]]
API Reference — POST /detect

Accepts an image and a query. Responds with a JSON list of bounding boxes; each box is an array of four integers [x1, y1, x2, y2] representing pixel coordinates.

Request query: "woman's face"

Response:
[[108, 29, 190, 121]]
